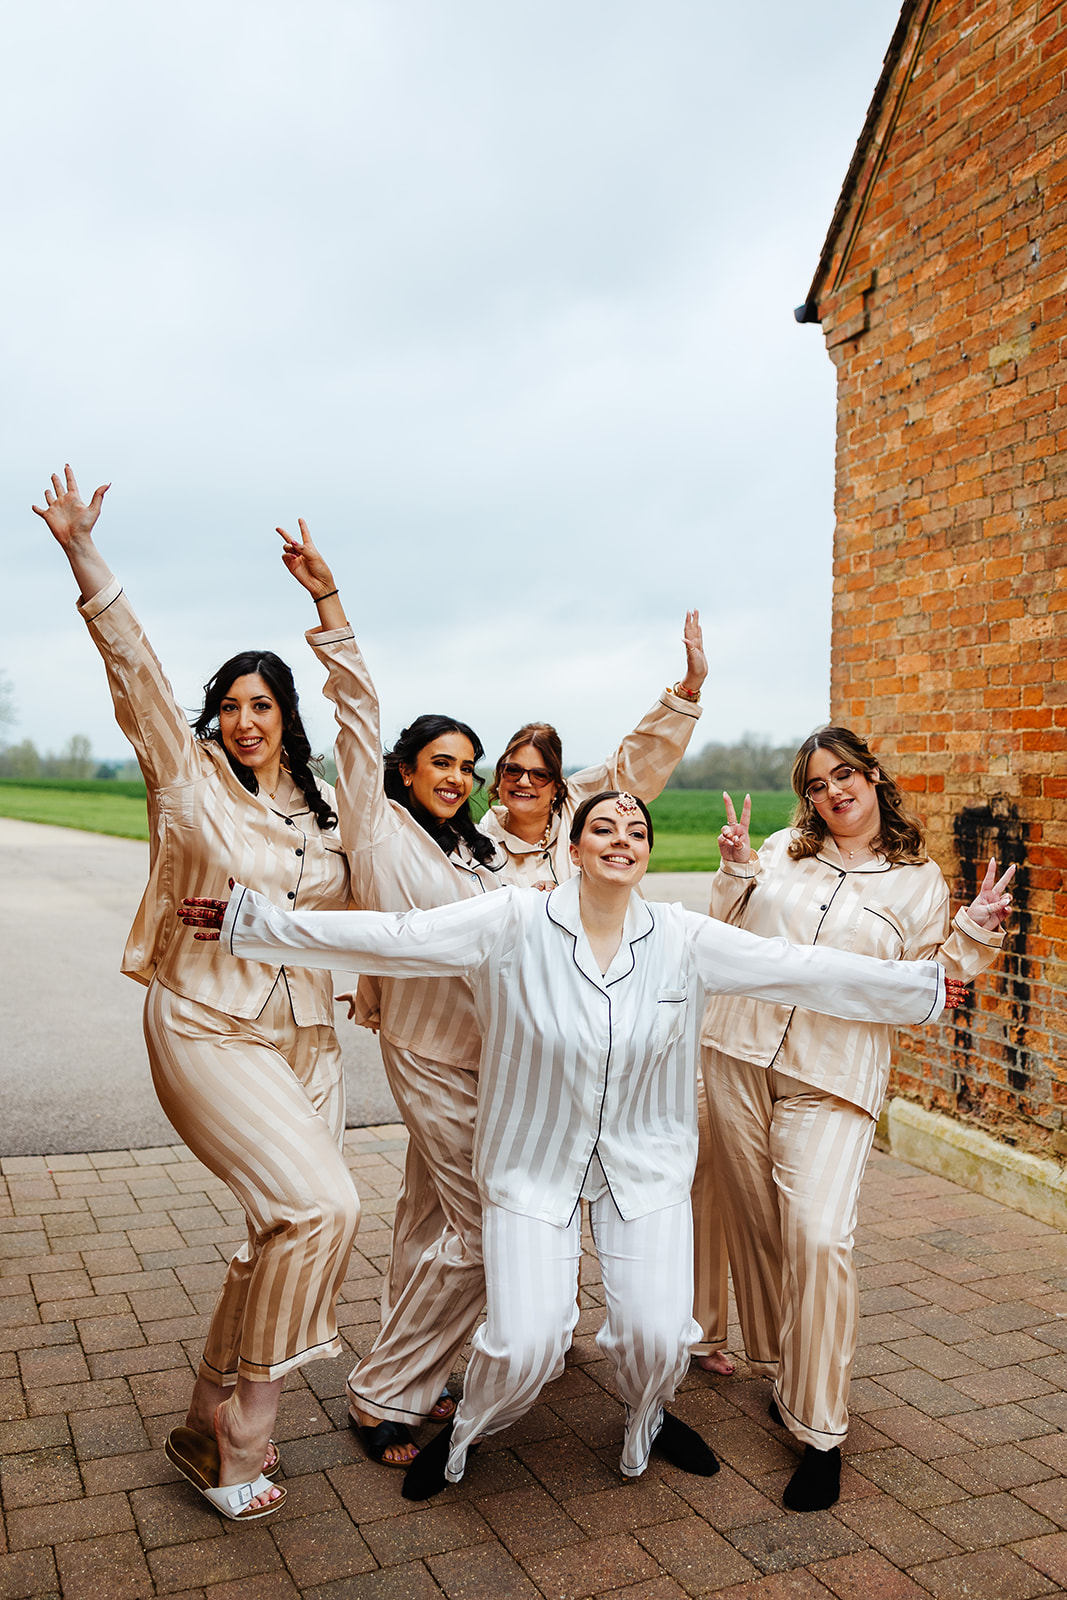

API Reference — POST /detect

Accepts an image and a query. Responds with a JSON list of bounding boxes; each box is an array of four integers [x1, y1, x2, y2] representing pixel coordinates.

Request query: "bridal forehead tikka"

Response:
[[615, 793, 640, 816]]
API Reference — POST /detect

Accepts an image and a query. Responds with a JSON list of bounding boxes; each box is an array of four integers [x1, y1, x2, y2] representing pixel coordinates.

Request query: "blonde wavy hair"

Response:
[[787, 726, 927, 864]]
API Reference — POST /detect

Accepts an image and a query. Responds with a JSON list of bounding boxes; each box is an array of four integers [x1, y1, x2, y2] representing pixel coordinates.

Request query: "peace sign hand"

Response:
[[276, 519, 337, 601], [719, 792, 752, 864], [965, 858, 1016, 931]]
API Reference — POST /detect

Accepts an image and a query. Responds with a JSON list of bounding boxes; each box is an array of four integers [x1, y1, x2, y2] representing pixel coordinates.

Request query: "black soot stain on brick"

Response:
[[952, 798, 1030, 1116]]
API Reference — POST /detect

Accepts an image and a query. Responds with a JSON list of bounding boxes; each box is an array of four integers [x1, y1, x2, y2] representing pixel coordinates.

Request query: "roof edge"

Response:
[[799, 0, 939, 322]]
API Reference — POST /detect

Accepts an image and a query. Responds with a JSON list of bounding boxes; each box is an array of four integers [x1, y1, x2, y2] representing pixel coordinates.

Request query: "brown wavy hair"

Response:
[[488, 722, 568, 815], [787, 727, 927, 864]]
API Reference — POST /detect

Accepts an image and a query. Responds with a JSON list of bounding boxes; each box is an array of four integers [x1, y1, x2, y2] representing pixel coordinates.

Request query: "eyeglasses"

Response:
[[804, 764, 860, 802], [500, 761, 554, 787]]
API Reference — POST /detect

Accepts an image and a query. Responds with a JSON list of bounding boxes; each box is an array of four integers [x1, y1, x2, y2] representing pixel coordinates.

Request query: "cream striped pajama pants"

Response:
[[144, 979, 361, 1384], [691, 1072, 730, 1354], [347, 1042, 485, 1425], [445, 1196, 701, 1482], [702, 1046, 877, 1448]]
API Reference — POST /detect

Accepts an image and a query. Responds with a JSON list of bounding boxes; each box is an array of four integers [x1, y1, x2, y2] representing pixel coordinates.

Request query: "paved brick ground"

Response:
[[2, 1130, 1066, 1599]]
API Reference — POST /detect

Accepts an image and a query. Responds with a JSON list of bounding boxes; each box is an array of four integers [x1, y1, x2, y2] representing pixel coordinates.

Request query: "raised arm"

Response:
[[687, 911, 952, 1027], [278, 518, 349, 632], [32, 465, 113, 601], [32, 467, 197, 789], [568, 610, 707, 805], [280, 521, 394, 863], [182, 882, 512, 978], [906, 857, 1014, 978]]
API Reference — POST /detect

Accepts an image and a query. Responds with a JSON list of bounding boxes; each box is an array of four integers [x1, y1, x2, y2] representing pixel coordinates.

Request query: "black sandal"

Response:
[[350, 1416, 417, 1467]]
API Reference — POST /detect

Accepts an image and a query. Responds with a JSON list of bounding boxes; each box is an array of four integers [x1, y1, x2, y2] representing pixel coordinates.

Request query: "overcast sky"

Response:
[[4, 1, 903, 769]]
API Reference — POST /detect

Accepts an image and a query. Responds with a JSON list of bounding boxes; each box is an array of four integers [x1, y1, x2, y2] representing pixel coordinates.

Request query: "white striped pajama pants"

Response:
[[347, 1042, 485, 1424], [144, 979, 361, 1384], [445, 1196, 701, 1482], [701, 1047, 876, 1449]]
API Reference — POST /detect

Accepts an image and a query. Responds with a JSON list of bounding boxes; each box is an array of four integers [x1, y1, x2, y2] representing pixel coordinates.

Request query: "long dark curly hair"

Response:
[[383, 714, 498, 867], [788, 726, 926, 864], [194, 650, 338, 832]]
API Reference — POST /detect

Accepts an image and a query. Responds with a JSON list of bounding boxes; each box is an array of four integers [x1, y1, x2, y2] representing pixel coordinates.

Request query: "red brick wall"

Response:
[[814, 0, 1066, 1157]]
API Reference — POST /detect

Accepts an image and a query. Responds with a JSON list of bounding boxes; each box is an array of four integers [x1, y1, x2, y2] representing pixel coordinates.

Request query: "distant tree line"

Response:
[[665, 733, 801, 792], [0, 734, 141, 782]]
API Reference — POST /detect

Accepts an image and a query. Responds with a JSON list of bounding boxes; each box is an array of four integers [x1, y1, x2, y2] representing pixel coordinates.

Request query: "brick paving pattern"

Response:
[[1, 1129, 1065, 1599]]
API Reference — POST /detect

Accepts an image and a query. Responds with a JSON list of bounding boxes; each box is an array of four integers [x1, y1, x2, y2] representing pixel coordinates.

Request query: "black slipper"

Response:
[[350, 1416, 417, 1467], [402, 1421, 453, 1501], [652, 1411, 720, 1476], [782, 1444, 840, 1511], [768, 1398, 784, 1426]]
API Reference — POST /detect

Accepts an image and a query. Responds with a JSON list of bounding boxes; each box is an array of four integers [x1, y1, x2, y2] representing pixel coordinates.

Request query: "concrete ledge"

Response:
[[886, 1097, 1067, 1229]]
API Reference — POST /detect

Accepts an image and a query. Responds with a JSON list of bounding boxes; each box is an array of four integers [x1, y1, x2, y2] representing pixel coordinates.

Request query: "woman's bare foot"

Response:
[[214, 1382, 285, 1513], [185, 1375, 278, 1474], [351, 1405, 418, 1465], [695, 1349, 735, 1376]]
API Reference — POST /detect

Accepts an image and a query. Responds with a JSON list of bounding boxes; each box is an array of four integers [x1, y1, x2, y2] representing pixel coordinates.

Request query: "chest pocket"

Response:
[[655, 988, 688, 1051], [848, 906, 906, 961]]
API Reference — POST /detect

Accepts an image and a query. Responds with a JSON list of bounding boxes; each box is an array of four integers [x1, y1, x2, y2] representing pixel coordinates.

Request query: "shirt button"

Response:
[[287, 892, 296, 900], [819, 904, 827, 911], [295, 848, 304, 857], [285, 818, 294, 827]]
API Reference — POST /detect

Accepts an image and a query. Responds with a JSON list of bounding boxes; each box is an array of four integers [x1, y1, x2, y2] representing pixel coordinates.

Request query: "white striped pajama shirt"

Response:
[[219, 872, 948, 1470]]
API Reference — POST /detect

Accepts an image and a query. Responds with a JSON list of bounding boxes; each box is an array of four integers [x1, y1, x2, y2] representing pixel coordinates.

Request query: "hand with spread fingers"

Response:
[[718, 792, 752, 864], [965, 858, 1016, 932], [180, 898, 229, 940], [32, 464, 109, 547]]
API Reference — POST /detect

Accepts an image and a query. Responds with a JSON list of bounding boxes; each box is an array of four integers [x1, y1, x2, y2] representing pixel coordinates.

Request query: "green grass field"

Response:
[[645, 789, 795, 871], [0, 779, 798, 869], [0, 780, 150, 840]]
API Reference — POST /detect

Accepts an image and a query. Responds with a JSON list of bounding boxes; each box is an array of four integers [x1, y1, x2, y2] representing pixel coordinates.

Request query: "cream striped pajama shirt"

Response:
[[219, 872, 948, 1475], [79, 580, 361, 1384], [307, 626, 503, 1423], [696, 830, 1005, 1447], [477, 687, 702, 891]]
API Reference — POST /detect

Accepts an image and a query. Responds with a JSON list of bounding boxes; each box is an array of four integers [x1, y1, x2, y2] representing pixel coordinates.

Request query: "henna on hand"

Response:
[[179, 897, 228, 941], [943, 977, 969, 1009]]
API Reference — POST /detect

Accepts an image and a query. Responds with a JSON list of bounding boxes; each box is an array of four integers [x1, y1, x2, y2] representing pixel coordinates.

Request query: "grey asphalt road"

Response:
[[0, 816, 715, 1157], [0, 817, 399, 1156]]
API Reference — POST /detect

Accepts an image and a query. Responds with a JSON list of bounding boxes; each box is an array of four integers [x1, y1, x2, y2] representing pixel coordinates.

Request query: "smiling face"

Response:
[[569, 798, 651, 889], [803, 746, 881, 842], [497, 742, 558, 835], [401, 733, 477, 820], [218, 673, 285, 780]]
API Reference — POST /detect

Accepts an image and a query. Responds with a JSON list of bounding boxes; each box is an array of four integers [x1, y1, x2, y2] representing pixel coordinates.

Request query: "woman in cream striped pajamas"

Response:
[[695, 729, 1014, 1512], [33, 469, 363, 1522], [181, 787, 967, 1500]]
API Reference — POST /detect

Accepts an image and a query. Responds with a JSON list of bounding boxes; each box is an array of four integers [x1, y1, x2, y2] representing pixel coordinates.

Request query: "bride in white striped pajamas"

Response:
[[180, 789, 966, 1499]]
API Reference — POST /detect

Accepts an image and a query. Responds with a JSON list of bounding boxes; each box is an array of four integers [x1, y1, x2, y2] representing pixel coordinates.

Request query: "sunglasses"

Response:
[[500, 761, 554, 787]]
